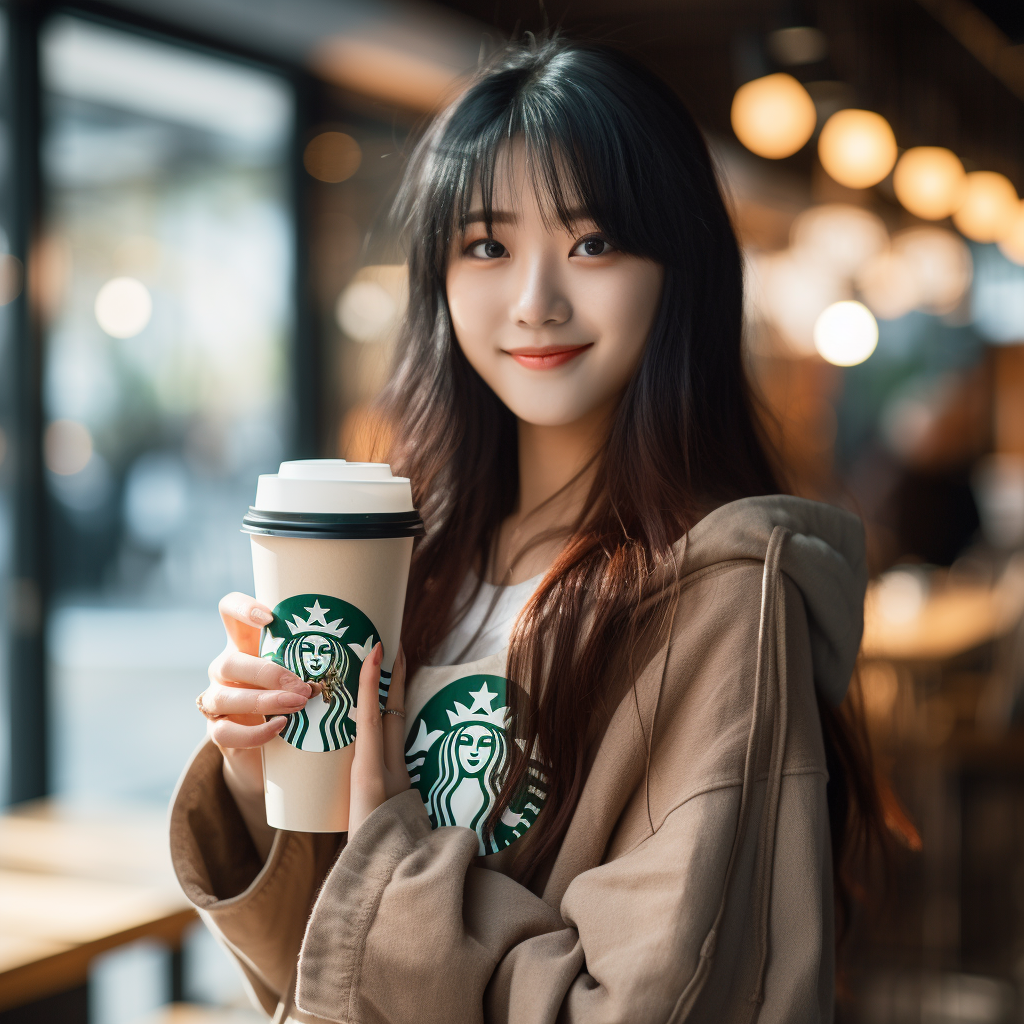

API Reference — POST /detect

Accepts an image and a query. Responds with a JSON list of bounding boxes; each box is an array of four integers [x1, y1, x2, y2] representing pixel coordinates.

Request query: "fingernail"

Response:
[[279, 691, 306, 709], [374, 642, 383, 666], [310, 682, 323, 695], [251, 608, 272, 624]]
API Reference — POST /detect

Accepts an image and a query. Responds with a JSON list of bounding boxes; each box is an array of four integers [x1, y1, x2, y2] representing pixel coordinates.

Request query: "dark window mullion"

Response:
[[7, 1, 48, 804]]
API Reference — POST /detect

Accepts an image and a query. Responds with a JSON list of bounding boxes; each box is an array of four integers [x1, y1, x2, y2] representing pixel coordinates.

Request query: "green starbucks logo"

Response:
[[260, 594, 385, 753], [405, 674, 547, 855]]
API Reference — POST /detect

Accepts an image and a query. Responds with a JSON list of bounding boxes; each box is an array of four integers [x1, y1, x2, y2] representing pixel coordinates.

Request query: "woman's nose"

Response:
[[510, 255, 571, 329]]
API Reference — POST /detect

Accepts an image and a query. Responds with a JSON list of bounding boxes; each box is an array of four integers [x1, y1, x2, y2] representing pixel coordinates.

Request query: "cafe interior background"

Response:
[[1, 0, 1024, 1021]]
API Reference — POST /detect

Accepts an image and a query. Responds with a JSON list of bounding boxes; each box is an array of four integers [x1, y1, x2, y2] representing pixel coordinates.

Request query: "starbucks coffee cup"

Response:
[[242, 460, 423, 832]]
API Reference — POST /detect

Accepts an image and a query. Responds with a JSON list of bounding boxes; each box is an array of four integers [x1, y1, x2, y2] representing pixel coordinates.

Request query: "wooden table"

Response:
[[0, 800, 195, 1013]]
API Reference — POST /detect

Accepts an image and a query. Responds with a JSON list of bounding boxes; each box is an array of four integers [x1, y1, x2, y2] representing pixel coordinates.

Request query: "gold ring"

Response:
[[195, 693, 222, 721], [382, 708, 406, 719]]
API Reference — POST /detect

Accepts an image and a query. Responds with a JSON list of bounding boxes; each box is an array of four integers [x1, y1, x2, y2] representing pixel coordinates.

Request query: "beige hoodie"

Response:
[[170, 495, 866, 1024]]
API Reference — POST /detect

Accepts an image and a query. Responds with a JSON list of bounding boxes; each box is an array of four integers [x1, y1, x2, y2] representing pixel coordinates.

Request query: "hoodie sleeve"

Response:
[[293, 771, 831, 1023], [292, 544, 834, 1024], [169, 739, 344, 1015]]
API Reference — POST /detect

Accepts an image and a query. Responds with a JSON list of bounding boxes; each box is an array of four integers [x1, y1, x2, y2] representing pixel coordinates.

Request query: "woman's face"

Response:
[[445, 146, 664, 428]]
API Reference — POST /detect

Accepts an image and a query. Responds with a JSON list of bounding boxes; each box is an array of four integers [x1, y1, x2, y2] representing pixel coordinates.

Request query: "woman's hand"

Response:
[[348, 642, 410, 836], [199, 592, 318, 848]]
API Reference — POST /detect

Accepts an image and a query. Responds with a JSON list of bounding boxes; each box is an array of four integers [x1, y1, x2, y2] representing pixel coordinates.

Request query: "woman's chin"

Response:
[[499, 395, 608, 429]]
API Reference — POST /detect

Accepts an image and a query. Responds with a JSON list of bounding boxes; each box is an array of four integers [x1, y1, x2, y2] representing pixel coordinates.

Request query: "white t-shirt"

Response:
[[429, 571, 545, 666], [405, 569, 549, 857]]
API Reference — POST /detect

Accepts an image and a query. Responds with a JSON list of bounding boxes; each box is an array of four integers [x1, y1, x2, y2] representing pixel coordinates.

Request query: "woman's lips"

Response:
[[504, 343, 594, 369]]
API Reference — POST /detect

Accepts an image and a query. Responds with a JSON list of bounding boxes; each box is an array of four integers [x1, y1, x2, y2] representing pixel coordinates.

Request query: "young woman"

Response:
[[175, 36, 876, 1022]]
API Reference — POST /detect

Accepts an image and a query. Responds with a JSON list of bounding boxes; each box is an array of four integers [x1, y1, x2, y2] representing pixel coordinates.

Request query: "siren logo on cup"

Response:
[[260, 594, 387, 752], [404, 674, 547, 855]]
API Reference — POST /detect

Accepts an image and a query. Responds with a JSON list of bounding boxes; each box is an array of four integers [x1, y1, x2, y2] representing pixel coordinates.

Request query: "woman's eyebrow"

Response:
[[464, 209, 517, 226], [463, 206, 593, 227]]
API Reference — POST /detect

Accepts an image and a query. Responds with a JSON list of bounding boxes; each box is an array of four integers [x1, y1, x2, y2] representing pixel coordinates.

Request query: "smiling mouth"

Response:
[[503, 343, 594, 369]]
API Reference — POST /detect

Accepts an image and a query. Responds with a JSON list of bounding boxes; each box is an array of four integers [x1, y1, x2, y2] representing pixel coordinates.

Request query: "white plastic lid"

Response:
[[254, 460, 414, 514]]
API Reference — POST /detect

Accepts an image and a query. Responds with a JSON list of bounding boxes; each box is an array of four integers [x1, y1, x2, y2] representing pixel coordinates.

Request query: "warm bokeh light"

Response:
[[817, 109, 897, 189], [952, 171, 1019, 242], [790, 203, 888, 276], [997, 202, 1024, 265], [44, 419, 93, 476], [336, 264, 408, 344], [857, 249, 919, 320], [813, 300, 878, 366], [303, 131, 362, 183], [747, 249, 849, 356], [94, 276, 152, 338], [311, 36, 462, 114], [894, 226, 972, 313], [872, 569, 927, 625], [337, 281, 397, 342], [730, 73, 817, 159], [857, 226, 971, 320], [892, 147, 966, 220]]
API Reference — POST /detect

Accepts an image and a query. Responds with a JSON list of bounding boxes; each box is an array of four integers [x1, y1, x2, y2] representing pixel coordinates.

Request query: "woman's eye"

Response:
[[467, 239, 508, 259], [571, 236, 614, 257]]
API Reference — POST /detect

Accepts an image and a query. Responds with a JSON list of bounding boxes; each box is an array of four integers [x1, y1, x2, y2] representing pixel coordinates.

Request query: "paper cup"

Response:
[[242, 460, 423, 832]]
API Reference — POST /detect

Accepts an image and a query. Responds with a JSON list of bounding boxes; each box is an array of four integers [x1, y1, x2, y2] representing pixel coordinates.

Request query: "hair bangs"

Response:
[[409, 53, 682, 275]]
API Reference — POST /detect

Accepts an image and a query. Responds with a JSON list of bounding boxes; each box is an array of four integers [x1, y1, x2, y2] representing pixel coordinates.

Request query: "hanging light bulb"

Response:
[[892, 147, 966, 220], [818, 109, 898, 189], [730, 73, 817, 159], [953, 171, 1019, 243], [998, 203, 1024, 265]]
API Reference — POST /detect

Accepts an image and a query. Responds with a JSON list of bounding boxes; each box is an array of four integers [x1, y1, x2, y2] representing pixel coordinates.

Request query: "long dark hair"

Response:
[[376, 35, 890, 907]]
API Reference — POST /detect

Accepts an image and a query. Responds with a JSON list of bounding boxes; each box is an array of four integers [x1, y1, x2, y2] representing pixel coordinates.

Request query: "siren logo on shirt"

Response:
[[405, 674, 547, 855], [260, 594, 387, 752]]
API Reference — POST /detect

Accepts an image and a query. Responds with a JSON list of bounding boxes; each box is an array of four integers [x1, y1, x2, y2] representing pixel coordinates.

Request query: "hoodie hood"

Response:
[[680, 495, 867, 706]]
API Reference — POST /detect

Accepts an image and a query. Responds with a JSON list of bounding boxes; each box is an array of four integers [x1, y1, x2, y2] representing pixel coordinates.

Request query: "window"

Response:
[[39, 14, 295, 803]]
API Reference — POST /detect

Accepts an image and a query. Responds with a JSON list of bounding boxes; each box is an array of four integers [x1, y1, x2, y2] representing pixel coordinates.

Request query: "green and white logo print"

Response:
[[260, 594, 385, 753], [405, 674, 547, 855]]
